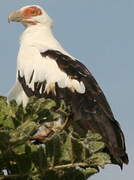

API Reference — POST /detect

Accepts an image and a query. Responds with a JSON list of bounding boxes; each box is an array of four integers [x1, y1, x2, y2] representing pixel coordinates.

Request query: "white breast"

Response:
[[17, 24, 85, 95]]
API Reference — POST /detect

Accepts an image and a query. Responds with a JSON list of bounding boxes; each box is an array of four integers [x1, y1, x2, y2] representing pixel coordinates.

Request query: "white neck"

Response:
[[20, 24, 66, 53]]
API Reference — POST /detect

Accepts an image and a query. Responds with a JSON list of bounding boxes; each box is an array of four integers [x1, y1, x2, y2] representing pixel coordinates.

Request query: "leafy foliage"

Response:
[[0, 96, 111, 180]]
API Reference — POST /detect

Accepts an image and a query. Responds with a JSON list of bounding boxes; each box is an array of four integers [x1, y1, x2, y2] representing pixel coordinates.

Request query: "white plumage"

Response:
[[8, 6, 85, 106]]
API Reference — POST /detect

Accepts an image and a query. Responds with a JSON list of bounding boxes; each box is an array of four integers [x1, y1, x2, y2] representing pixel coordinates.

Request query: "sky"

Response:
[[0, 0, 133, 179]]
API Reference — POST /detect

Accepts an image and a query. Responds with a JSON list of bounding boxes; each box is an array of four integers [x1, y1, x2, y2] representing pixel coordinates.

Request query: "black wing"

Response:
[[41, 50, 129, 167]]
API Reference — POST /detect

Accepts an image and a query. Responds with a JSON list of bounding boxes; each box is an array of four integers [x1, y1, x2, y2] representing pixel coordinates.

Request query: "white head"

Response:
[[8, 5, 53, 27]]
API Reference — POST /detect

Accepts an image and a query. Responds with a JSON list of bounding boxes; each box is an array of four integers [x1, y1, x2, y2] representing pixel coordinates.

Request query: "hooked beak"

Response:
[[8, 10, 23, 23]]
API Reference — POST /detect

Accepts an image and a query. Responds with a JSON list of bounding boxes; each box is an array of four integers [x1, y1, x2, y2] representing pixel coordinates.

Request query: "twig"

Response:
[[49, 162, 89, 170]]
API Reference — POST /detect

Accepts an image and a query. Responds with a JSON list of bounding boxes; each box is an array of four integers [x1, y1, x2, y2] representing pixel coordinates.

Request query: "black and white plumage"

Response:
[[8, 5, 128, 168]]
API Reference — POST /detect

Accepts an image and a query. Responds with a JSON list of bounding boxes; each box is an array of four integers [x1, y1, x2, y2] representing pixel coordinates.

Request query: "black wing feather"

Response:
[[41, 50, 129, 167]]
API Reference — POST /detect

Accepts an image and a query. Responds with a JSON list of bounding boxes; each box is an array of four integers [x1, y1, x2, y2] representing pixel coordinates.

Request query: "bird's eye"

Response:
[[31, 10, 37, 14]]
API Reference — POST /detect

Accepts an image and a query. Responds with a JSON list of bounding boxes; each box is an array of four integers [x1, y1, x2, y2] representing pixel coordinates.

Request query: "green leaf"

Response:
[[0, 96, 112, 179]]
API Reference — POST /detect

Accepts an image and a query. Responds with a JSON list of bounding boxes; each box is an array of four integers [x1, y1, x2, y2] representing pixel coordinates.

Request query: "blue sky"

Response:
[[0, 0, 133, 179]]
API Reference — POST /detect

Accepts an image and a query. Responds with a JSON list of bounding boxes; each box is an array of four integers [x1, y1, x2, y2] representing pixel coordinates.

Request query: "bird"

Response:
[[8, 5, 128, 168]]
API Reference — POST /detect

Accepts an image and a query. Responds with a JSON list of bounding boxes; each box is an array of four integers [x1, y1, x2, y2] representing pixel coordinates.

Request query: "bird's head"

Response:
[[8, 5, 53, 27]]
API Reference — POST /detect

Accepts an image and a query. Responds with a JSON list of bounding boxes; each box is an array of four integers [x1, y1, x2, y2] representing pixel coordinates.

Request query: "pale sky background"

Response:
[[0, 0, 133, 179]]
